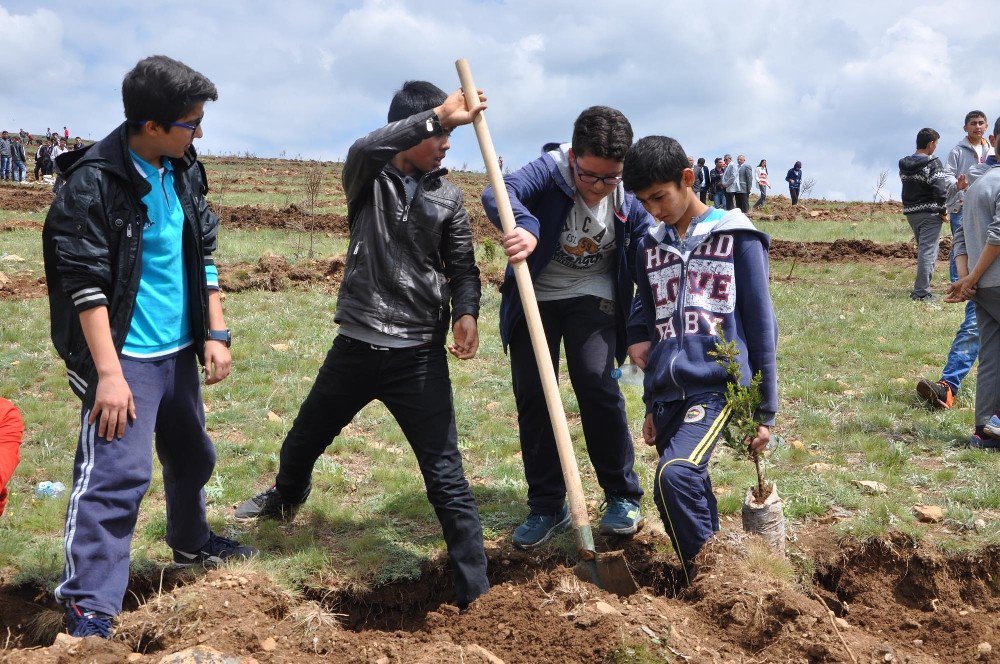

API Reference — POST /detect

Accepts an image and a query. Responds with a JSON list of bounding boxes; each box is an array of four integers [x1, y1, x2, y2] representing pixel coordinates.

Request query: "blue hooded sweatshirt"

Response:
[[482, 142, 654, 363], [626, 208, 779, 425]]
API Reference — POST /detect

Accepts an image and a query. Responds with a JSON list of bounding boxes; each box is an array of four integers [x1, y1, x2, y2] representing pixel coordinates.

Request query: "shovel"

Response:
[[455, 58, 636, 596]]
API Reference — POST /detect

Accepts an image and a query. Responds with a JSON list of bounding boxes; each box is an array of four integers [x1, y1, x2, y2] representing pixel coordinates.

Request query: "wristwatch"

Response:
[[207, 329, 232, 348]]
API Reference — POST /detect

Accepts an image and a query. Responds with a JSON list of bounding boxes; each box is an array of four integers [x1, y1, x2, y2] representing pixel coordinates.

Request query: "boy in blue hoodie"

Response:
[[622, 136, 778, 581], [482, 107, 653, 548]]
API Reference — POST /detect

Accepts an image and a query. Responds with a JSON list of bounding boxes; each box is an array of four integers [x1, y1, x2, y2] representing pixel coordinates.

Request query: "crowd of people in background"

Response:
[[0, 128, 84, 183], [689, 154, 803, 212]]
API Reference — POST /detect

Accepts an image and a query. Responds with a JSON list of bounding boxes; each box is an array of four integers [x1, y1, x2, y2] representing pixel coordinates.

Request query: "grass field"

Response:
[[2, 164, 997, 601]]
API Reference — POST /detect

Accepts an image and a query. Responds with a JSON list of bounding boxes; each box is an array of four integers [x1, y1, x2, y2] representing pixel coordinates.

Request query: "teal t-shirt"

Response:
[[122, 152, 219, 358]]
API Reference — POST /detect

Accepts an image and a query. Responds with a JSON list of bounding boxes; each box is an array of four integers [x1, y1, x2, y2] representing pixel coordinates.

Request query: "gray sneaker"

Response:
[[512, 506, 570, 549], [234, 485, 309, 521]]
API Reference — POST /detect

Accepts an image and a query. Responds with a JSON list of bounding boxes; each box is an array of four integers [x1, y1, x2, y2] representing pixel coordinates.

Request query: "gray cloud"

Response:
[[1, 0, 997, 199]]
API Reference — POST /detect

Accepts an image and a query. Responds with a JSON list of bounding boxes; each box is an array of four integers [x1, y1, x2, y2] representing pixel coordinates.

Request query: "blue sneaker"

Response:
[[173, 531, 259, 566], [969, 433, 1000, 451], [513, 506, 570, 549], [599, 496, 643, 536], [983, 414, 1000, 440], [66, 604, 112, 639]]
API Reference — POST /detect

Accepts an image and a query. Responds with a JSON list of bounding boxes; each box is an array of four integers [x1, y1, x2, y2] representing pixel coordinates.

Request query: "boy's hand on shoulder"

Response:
[[434, 89, 487, 130], [747, 425, 770, 455], [448, 314, 479, 360], [204, 341, 232, 385], [503, 228, 537, 263], [627, 342, 651, 370], [642, 413, 656, 447], [91, 372, 135, 442]]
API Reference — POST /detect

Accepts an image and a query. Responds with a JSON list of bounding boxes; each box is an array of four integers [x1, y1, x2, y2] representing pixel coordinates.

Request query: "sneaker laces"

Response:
[[203, 532, 240, 555], [71, 607, 112, 638]]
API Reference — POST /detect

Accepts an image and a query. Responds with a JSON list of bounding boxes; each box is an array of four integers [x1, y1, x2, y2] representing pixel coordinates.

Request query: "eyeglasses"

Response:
[[137, 116, 203, 132], [573, 157, 623, 186]]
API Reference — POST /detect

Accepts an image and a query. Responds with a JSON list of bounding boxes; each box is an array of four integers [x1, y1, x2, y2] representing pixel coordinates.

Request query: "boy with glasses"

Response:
[[482, 106, 653, 549], [43, 55, 256, 639]]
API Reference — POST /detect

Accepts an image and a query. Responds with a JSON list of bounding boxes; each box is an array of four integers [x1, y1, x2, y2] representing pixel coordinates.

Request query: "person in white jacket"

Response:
[[753, 159, 770, 209]]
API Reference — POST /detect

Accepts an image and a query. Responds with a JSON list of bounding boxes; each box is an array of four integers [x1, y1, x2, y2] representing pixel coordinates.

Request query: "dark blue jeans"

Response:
[[275, 335, 488, 607], [508, 295, 643, 514], [942, 209, 979, 392]]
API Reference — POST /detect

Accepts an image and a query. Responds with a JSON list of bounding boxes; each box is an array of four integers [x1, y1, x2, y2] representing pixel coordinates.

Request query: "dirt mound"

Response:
[[215, 204, 350, 234], [217, 254, 346, 293], [754, 196, 904, 222], [0, 272, 46, 299], [6, 532, 998, 663], [771, 237, 951, 264], [0, 184, 53, 213]]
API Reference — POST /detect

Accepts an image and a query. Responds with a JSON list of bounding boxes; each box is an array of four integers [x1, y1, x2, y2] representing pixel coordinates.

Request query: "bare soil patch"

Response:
[[5, 530, 998, 663], [0, 272, 46, 300], [771, 237, 951, 264], [215, 204, 350, 234], [0, 184, 53, 213], [217, 254, 347, 294]]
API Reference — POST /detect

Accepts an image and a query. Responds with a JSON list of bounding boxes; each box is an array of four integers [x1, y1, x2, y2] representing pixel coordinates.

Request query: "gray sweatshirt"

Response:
[[945, 138, 990, 212], [952, 165, 1000, 288]]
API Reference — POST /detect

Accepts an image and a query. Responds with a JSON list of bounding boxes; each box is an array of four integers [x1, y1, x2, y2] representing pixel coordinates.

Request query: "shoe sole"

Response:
[[599, 518, 645, 537], [916, 380, 949, 409], [982, 425, 1000, 440], [512, 514, 572, 551]]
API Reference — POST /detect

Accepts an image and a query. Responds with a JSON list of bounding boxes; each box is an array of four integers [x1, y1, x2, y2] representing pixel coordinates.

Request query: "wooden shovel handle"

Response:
[[455, 58, 590, 533]]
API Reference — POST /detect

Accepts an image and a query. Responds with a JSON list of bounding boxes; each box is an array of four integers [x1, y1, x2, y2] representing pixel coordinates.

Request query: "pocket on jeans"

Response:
[[332, 335, 361, 353]]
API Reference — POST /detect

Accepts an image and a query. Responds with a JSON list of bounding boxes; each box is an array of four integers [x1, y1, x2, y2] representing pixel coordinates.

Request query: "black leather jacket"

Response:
[[336, 110, 480, 343], [42, 123, 218, 401]]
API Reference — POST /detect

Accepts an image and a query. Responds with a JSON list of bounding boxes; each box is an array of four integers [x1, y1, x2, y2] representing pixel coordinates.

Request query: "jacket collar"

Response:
[[56, 122, 200, 196]]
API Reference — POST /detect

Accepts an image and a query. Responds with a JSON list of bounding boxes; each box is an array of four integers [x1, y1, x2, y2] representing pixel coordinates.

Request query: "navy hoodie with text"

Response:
[[626, 208, 778, 425]]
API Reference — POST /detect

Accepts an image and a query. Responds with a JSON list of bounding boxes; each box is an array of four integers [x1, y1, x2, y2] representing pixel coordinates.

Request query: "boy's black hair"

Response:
[[571, 106, 633, 161], [388, 81, 447, 123], [622, 135, 689, 192], [916, 128, 940, 149], [123, 56, 217, 134], [697, 157, 706, 166], [965, 110, 987, 126]]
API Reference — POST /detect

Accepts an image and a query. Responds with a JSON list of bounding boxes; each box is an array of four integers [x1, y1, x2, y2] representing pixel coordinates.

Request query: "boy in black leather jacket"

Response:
[[236, 81, 491, 610]]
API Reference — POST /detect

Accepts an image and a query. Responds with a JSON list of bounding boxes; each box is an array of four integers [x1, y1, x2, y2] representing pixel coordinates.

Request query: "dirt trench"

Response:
[[3, 529, 998, 663]]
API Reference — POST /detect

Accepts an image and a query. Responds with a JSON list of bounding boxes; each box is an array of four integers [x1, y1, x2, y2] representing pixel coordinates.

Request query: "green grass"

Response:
[[2, 217, 998, 593], [757, 215, 915, 243]]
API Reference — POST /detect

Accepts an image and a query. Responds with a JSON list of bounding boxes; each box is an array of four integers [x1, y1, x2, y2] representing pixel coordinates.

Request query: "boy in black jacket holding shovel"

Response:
[[236, 81, 491, 610]]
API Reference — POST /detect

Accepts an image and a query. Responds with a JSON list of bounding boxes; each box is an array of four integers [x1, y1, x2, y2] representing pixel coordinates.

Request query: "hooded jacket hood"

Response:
[[899, 153, 931, 174], [543, 142, 627, 214], [647, 208, 769, 260]]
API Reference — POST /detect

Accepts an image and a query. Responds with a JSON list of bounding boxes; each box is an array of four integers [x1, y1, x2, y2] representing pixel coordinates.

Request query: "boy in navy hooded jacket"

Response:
[[623, 136, 778, 581], [482, 107, 653, 548]]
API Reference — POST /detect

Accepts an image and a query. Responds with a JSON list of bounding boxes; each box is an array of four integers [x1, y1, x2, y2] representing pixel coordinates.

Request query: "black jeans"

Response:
[[724, 192, 736, 210], [697, 188, 708, 205], [275, 335, 488, 607], [735, 192, 749, 213], [508, 295, 643, 514], [790, 186, 800, 205]]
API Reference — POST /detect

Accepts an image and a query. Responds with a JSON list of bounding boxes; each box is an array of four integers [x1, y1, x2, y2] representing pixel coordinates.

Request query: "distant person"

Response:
[[899, 128, 950, 302], [10, 137, 26, 183], [722, 153, 738, 210], [35, 140, 51, 180], [710, 157, 726, 208], [44, 54, 256, 640], [946, 114, 1000, 449], [785, 161, 802, 205], [64, 126, 69, 139], [73, 137, 84, 151], [693, 157, 710, 204], [917, 110, 990, 410], [0, 398, 24, 518], [753, 159, 769, 209], [18, 129, 26, 143], [737, 154, 753, 213], [622, 135, 777, 582], [480, 106, 652, 548], [0, 131, 11, 181], [234, 81, 491, 611], [26, 132, 33, 146]]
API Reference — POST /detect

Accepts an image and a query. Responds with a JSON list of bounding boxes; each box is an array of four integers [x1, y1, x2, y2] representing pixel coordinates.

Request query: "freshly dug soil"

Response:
[[4, 529, 998, 663], [0, 184, 53, 213], [770, 237, 951, 264], [215, 204, 350, 234], [217, 254, 347, 294], [0, 272, 46, 300]]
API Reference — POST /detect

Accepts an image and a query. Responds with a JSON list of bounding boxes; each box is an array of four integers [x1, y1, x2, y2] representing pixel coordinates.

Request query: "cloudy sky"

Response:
[[1, 0, 997, 200]]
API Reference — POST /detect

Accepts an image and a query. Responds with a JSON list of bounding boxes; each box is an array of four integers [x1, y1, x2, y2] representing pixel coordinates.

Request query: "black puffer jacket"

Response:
[[42, 123, 218, 401], [899, 153, 951, 215], [336, 110, 480, 343]]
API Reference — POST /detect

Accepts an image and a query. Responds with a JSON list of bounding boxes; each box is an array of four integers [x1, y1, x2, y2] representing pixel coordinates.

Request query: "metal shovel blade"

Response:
[[573, 550, 638, 596]]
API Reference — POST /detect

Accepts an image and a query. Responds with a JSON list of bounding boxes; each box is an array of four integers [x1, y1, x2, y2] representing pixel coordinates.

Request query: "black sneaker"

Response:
[[66, 604, 113, 639], [173, 532, 259, 566], [234, 485, 309, 522], [916, 378, 955, 410]]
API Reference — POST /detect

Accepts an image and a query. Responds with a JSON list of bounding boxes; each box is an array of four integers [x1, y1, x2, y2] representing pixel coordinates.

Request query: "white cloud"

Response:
[[0, 0, 997, 199]]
